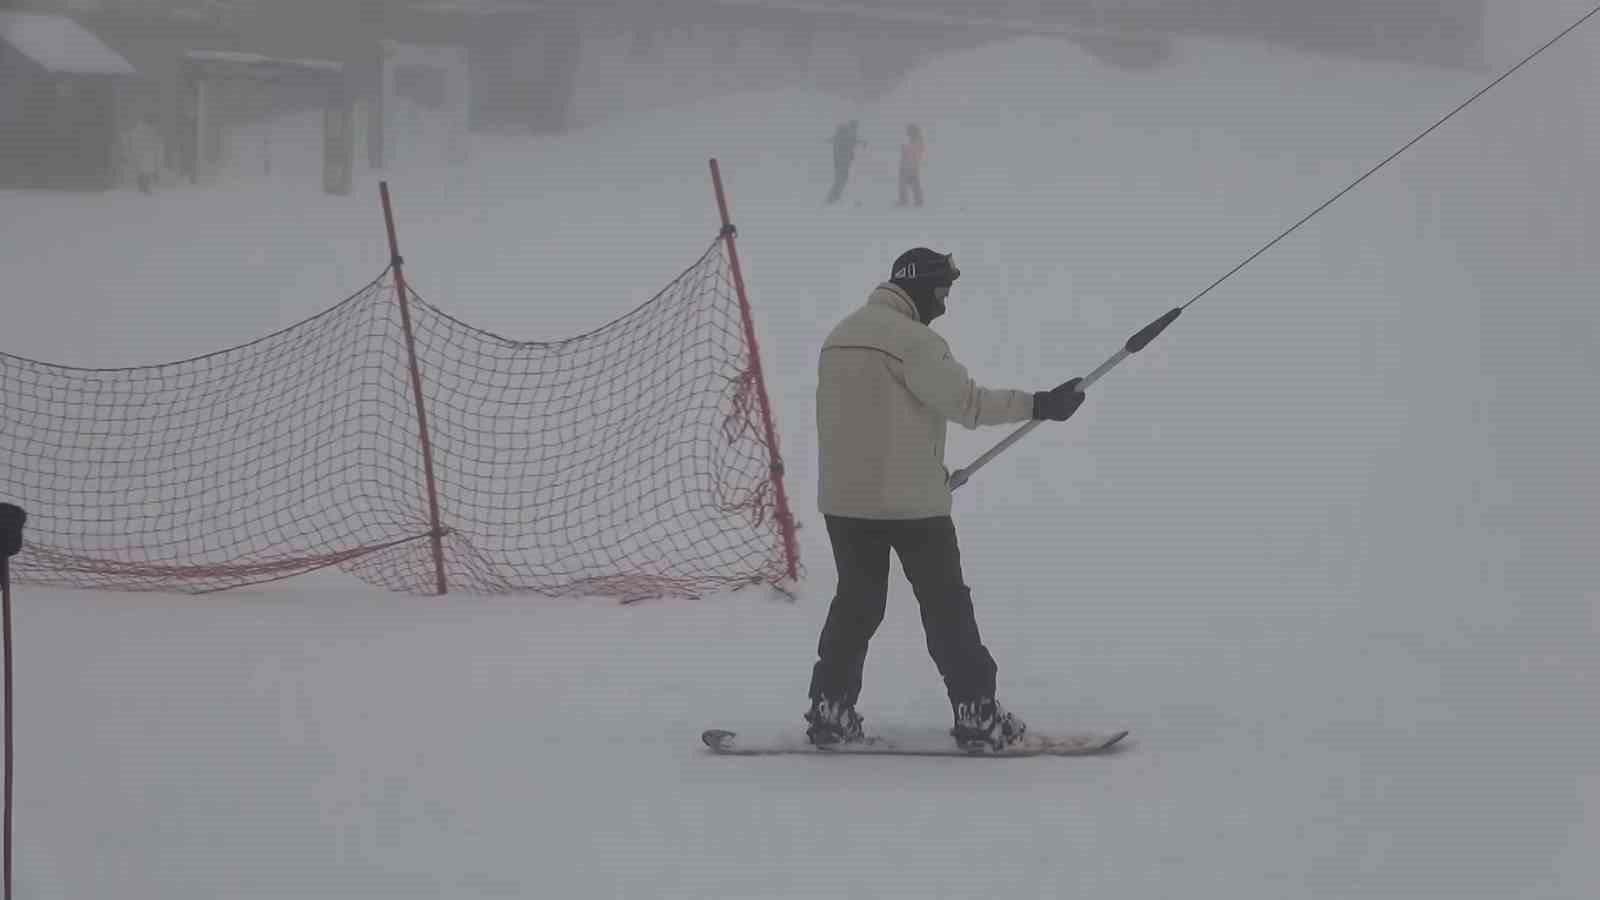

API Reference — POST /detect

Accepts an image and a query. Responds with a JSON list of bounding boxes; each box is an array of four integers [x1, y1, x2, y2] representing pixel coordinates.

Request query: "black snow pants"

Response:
[[809, 515, 998, 709], [826, 150, 854, 204]]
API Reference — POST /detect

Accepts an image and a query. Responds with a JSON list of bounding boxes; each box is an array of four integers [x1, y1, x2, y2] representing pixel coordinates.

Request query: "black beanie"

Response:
[[890, 248, 960, 324], [890, 247, 960, 288]]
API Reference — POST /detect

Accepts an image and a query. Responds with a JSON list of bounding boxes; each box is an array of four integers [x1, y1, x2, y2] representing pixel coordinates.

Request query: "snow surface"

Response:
[[0, 12, 136, 77], [2, 25, 1598, 900]]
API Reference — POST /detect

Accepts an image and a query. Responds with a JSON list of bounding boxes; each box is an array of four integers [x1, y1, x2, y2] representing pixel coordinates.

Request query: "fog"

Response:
[[1, 2, 1589, 189], [1, 2, 1597, 899], [0, 1, 1533, 166]]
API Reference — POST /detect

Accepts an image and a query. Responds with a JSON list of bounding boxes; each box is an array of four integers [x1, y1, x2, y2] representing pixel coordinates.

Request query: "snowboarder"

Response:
[[824, 120, 866, 205], [897, 123, 925, 207], [805, 248, 1088, 751]]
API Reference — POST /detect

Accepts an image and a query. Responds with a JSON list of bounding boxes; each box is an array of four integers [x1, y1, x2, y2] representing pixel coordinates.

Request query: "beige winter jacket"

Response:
[[817, 284, 1036, 519]]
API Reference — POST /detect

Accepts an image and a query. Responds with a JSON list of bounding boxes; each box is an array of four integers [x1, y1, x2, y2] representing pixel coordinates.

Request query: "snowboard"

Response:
[[701, 727, 1128, 758]]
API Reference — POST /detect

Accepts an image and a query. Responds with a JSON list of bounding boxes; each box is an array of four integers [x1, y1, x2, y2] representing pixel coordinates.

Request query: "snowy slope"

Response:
[[2, 27, 1598, 900]]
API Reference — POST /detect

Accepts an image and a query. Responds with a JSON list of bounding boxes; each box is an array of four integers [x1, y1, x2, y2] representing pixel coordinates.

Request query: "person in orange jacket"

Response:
[[897, 123, 926, 208]]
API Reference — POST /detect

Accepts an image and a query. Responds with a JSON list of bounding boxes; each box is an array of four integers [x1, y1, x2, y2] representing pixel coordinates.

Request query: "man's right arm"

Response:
[[901, 344, 1034, 430]]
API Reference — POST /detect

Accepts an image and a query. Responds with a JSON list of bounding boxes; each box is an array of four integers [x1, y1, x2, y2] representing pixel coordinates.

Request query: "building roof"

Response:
[[411, 0, 542, 14], [0, 12, 137, 77], [185, 50, 345, 73]]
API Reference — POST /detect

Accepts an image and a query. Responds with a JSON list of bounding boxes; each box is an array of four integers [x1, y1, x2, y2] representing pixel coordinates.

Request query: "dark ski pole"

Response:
[[0, 503, 24, 900], [951, 2, 1600, 492]]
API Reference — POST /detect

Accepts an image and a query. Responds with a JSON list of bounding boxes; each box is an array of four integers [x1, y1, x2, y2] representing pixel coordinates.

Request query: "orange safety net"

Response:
[[0, 238, 797, 598]]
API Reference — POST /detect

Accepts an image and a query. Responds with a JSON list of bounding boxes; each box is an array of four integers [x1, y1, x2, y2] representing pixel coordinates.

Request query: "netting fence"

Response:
[[1, 221, 799, 599]]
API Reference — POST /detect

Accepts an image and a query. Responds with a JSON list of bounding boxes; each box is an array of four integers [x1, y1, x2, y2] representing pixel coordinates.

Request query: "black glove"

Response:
[[1032, 379, 1085, 422], [0, 503, 24, 559]]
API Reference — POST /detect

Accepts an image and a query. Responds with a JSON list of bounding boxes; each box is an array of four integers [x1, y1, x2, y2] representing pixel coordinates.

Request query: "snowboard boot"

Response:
[[804, 698, 866, 747], [951, 698, 1027, 752]]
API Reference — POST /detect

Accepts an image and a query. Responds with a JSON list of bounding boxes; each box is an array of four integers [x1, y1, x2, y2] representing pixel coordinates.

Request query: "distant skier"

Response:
[[824, 120, 866, 205], [897, 123, 925, 207], [805, 248, 1088, 751]]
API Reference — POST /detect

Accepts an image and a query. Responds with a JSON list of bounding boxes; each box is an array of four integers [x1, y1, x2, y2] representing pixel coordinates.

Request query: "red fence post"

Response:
[[379, 182, 449, 595], [708, 159, 800, 584]]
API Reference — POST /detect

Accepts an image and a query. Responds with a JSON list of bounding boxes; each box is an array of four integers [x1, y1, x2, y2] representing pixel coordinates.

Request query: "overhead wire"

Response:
[[952, 4, 1600, 489]]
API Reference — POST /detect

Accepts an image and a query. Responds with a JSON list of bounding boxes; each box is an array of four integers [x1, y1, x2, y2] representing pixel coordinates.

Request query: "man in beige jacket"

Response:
[[805, 247, 1086, 751]]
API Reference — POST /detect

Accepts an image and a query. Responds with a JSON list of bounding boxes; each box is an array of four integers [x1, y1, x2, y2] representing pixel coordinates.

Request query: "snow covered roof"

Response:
[[185, 50, 344, 73], [409, 1, 543, 16], [0, 12, 137, 77]]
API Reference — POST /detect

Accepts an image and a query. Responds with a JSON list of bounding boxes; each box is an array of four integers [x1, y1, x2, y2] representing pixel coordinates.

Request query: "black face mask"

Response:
[[890, 251, 960, 324], [906, 283, 948, 324]]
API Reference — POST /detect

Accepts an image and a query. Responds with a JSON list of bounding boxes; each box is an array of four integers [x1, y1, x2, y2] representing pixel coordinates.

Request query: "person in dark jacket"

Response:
[[824, 120, 866, 205], [804, 247, 1088, 751]]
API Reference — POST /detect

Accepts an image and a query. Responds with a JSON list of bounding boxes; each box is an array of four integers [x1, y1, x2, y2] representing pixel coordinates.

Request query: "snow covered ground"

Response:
[[2, 26, 1598, 900]]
